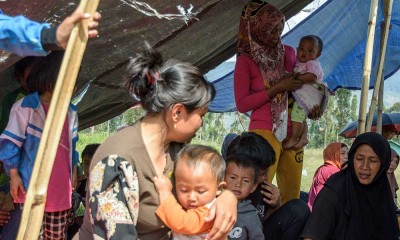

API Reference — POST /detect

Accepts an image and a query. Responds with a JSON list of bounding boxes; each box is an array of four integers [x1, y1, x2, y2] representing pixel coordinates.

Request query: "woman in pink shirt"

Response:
[[234, 0, 319, 204], [307, 142, 348, 211]]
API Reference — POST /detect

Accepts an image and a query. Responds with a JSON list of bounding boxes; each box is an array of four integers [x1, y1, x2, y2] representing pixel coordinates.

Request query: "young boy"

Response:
[[225, 154, 264, 239], [153, 145, 227, 239], [226, 132, 278, 221]]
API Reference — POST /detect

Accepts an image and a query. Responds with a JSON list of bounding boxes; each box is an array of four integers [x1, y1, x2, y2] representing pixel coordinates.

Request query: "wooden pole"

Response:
[[366, 0, 393, 132], [377, 75, 384, 134], [357, 0, 379, 135], [16, 0, 100, 239]]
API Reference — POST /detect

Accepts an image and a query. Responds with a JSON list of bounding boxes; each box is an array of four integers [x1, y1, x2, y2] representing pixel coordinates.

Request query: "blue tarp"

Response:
[[208, 0, 400, 112]]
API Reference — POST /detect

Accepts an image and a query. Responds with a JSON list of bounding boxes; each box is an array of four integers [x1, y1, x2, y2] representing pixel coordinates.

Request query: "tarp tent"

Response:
[[207, 0, 400, 112], [0, 0, 312, 129]]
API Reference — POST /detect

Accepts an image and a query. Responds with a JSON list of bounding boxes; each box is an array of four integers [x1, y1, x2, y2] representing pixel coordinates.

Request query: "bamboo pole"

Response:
[[357, 0, 379, 135], [366, 0, 393, 132], [16, 0, 100, 239], [377, 75, 384, 134]]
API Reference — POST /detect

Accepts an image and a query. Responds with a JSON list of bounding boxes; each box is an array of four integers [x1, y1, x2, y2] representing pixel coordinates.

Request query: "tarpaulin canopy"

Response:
[[207, 0, 400, 112], [0, 0, 311, 129]]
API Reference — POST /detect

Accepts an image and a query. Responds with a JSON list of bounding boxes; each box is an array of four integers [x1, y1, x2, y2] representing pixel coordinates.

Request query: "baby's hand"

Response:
[[153, 175, 173, 202]]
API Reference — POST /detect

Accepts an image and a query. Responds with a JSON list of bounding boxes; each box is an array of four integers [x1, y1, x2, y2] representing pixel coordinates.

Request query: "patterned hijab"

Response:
[[237, 1, 287, 141], [323, 142, 344, 169]]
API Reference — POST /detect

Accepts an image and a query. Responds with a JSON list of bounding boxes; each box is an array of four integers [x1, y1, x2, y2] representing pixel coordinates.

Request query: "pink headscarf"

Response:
[[237, 1, 287, 141]]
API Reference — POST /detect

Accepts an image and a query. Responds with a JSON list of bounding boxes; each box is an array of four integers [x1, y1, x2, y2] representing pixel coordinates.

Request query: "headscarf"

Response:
[[238, 1, 287, 141], [322, 142, 343, 169], [325, 132, 399, 239]]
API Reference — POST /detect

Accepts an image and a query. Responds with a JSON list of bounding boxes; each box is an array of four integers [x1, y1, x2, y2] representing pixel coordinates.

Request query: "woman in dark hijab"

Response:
[[302, 132, 400, 240]]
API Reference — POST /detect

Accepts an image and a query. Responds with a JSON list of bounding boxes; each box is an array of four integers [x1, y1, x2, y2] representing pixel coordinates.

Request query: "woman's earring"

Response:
[[174, 123, 176, 129]]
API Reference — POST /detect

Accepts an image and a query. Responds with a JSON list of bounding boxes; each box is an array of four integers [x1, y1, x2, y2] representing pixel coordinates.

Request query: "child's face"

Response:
[[175, 161, 224, 209], [224, 162, 257, 201], [297, 38, 320, 63]]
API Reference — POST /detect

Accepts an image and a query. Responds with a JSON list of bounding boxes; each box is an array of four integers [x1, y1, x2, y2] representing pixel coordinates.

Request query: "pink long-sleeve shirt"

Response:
[[234, 45, 296, 131]]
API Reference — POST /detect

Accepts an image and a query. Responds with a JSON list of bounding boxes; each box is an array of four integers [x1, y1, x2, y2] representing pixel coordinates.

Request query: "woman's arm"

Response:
[[204, 190, 237, 240], [234, 56, 271, 113]]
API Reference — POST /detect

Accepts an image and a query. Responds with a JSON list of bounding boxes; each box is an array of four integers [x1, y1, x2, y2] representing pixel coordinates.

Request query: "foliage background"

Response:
[[77, 89, 400, 199]]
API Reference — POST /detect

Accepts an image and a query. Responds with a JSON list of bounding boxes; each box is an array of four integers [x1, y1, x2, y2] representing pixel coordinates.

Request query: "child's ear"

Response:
[[250, 183, 257, 193], [216, 181, 226, 196]]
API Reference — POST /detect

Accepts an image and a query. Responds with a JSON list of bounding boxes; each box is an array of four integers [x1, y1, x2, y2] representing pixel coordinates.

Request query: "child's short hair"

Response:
[[176, 144, 225, 183], [301, 35, 324, 53], [82, 144, 100, 159], [226, 154, 259, 184], [226, 132, 275, 170], [27, 51, 64, 94]]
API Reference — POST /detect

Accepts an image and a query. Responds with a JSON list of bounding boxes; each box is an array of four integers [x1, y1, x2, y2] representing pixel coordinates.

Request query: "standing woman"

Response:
[[234, 0, 306, 204], [77, 46, 237, 239], [307, 142, 348, 211], [302, 132, 400, 240]]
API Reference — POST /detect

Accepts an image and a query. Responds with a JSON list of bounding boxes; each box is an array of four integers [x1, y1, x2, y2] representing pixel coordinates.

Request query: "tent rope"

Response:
[[120, 0, 199, 24]]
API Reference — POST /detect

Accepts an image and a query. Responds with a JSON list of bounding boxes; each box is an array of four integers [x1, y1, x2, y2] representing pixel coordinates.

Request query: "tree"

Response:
[[388, 102, 400, 113]]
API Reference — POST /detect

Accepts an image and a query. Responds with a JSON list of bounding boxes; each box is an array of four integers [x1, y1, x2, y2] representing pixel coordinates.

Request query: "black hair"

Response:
[[26, 51, 64, 94], [226, 132, 275, 170], [13, 56, 36, 82], [301, 35, 324, 53], [82, 144, 100, 159], [226, 154, 259, 184], [124, 45, 216, 114]]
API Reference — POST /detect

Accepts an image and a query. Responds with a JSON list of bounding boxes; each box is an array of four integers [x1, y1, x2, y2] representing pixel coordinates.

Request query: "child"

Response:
[[153, 144, 226, 239], [226, 132, 276, 221], [224, 154, 264, 239], [284, 35, 329, 149], [0, 51, 79, 240]]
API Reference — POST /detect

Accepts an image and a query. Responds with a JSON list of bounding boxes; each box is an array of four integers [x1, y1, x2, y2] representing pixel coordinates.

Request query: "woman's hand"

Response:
[[308, 105, 322, 120], [0, 211, 10, 226], [267, 73, 302, 98], [204, 190, 237, 240], [9, 169, 25, 201]]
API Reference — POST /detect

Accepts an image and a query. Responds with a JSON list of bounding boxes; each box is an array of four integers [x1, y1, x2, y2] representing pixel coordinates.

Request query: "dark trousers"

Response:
[[263, 199, 310, 240]]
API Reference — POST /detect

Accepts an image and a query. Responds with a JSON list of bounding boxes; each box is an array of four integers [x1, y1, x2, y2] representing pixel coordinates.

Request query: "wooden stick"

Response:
[[366, 0, 393, 132], [16, 0, 100, 239], [357, 0, 379, 136]]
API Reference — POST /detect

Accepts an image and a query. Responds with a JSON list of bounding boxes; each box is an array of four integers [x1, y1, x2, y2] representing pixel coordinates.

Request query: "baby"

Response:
[[154, 144, 226, 239], [285, 35, 329, 149]]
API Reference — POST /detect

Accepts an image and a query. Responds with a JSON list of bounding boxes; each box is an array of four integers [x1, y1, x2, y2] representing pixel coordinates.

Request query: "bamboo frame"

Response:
[[357, 0, 379, 135], [366, 0, 393, 132], [16, 0, 100, 239]]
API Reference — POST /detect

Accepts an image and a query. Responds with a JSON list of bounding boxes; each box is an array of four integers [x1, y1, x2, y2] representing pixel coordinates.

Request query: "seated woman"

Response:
[[307, 142, 348, 211], [76, 46, 237, 239], [302, 132, 400, 240]]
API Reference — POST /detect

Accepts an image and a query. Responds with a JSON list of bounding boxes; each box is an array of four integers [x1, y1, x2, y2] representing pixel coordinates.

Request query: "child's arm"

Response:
[[297, 60, 323, 84], [153, 175, 213, 235], [9, 168, 25, 201]]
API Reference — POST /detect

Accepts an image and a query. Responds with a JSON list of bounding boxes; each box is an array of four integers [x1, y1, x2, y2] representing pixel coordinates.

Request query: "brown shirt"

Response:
[[77, 122, 178, 239]]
